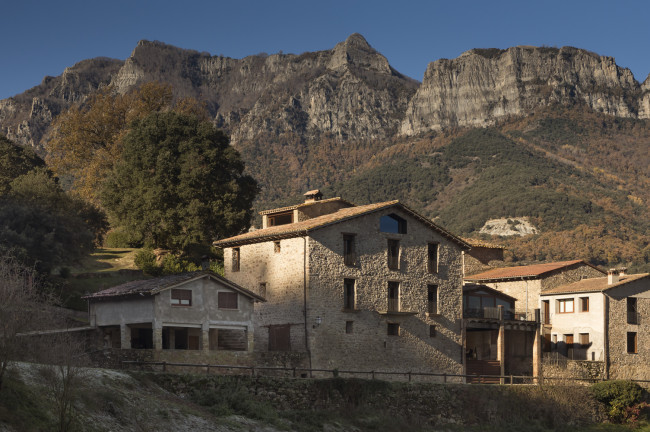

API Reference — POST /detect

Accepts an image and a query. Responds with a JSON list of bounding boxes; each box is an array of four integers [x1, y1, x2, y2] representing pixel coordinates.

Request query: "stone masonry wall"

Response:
[[540, 265, 605, 292], [224, 237, 309, 360], [606, 279, 650, 380], [306, 207, 465, 375]]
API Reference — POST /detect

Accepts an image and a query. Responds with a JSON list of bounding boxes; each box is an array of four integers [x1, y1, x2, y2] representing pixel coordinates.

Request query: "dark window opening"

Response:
[[344, 279, 355, 310], [268, 212, 293, 227], [387, 239, 400, 270], [427, 285, 438, 315], [232, 248, 240, 272], [274, 241, 281, 253], [627, 298, 639, 324], [388, 281, 399, 312], [380, 214, 407, 234], [429, 325, 436, 338], [343, 234, 356, 266], [579, 297, 589, 312], [269, 324, 291, 351], [387, 322, 400, 336], [215, 328, 247, 351], [171, 289, 192, 306], [627, 332, 637, 354], [427, 243, 439, 273], [218, 292, 238, 309], [345, 321, 353, 334]]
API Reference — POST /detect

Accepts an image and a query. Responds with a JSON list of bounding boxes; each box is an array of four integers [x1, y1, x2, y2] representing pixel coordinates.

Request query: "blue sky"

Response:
[[2, 0, 649, 100]]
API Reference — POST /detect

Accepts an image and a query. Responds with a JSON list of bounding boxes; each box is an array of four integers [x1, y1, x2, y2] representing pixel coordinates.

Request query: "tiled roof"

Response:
[[541, 273, 650, 295], [258, 197, 353, 215], [215, 200, 470, 249], [83, 271, 265, 301], [462, 238, 505, 249], [465, 260, 604, 281]]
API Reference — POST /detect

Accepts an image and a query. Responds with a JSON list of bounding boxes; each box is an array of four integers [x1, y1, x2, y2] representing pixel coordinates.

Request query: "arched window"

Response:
[[380, 213, 407, 234]]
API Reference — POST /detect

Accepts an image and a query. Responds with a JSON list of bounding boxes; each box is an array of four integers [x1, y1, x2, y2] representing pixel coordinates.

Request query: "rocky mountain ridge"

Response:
[[1, 34, 649, 151]]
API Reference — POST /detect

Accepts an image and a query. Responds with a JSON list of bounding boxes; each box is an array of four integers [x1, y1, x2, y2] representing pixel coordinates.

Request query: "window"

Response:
[[259, 282, 267, 298], [343, 279, 355, 310], [171, 289, 192, 306], [345, 321, 353, 334], [558, 298, 574, 313], [268, 212, 292, 227], [218, 292, 238, 309], [429, 325, 436, 338], [427, 243, 439, 273], [268, 324, 291, 351], [232, 248, 240, 272], [274, 241, 281, 253], [380, 213, 407, 234], [627, 332, 637, 354], [387, 239, 400, 270], [579, 297, 589, 312], [387, 322, 400, 336], [388, 281, 400, 312], [542, 300, 550, 324], [427, 285, 438, 315], [343, 234, 356, 266], [627, 298, 638, 324], [579, 333, 590, 348]]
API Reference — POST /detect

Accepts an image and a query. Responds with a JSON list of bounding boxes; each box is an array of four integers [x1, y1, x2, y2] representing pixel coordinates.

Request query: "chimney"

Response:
[[607, 268, 619, 285], [304, 189, 323, 203]]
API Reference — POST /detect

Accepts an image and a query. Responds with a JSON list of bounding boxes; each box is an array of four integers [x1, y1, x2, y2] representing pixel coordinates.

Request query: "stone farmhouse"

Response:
[[540, 268, 650, 380], [83, 271, 264, 363], [214, 190, 471, 376], [465, 260, 606, 320]]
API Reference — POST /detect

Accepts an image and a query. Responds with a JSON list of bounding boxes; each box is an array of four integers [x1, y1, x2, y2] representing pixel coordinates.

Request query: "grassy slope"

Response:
[[1, 363, 648, 432]]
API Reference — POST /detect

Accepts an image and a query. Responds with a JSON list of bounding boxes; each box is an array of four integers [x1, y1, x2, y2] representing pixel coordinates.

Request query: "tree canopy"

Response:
[[101, 112, 258, 253], [46, 82, 207, 204], [0, 135, 45, 195]]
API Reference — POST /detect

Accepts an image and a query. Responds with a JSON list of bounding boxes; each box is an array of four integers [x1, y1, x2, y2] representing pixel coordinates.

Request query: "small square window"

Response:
[[429, 325, 436, 338], [218, 292, 238, 309], [387, 322, 400, 336], [579, 333, 589, 348], [345, 321, 353, 334], [274, 241, 281, 253], [558, 298, 574, 313], [171, 289, 192, 306]]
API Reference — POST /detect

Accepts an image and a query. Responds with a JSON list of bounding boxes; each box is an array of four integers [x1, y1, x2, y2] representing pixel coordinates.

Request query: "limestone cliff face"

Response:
[[639, 74, 650, 119], [112, 34, 418, 143], [0, 58, 123, 149], [401, 46, 640, 136]]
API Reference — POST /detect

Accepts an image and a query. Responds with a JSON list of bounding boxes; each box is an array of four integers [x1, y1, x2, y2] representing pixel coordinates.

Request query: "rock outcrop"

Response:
[[401, 46, 640, 136], [639, 74, 650, 119]]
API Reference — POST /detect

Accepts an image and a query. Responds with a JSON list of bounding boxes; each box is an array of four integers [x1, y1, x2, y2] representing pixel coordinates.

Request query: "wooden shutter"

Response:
[[218, 292, 238, 309], [268, 324, 291, 351]]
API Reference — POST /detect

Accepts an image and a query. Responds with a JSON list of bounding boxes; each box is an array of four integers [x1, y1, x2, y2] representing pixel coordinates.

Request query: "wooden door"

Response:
[[542, 300, 550, 324]]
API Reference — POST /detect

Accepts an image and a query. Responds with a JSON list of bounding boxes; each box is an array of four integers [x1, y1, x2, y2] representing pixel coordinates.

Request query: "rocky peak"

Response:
[[328, 33, 391, 74], [401, 45, 641, 136]]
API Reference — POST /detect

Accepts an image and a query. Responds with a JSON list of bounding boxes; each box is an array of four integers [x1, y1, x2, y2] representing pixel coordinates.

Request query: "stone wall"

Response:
[[542, 356, 605, 381], [606, 278, 650, 380], [306, 207, 465, 375], [540, 265, 605, 292], [464, 247, 504, 276], [224, 237, 310, 357]]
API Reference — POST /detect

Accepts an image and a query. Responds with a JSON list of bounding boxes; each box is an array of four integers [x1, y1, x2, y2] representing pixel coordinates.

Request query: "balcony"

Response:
[[464, 307, 515, 321]]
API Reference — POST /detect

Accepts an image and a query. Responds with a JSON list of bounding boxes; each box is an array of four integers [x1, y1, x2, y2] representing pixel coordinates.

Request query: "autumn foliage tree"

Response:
[[46, 82, 207, 204], [101, 112, 258, 253]]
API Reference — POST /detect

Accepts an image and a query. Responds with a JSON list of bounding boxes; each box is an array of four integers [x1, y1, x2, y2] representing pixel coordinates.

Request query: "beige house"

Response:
[[215, 191, 471, 376], [465, 260, 605, 320], [84, 271, 264, 355], [540, 269, 650, 379]]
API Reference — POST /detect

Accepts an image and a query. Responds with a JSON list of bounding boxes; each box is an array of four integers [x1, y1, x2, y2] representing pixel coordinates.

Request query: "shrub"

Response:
[[160, 255, 199, 275], [133, 249, 160, 276], [591, 380, 644, 422], [104, 229, 142, 248]]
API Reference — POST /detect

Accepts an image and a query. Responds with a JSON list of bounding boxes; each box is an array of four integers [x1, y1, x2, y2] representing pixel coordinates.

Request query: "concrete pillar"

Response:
[[153, 322, 163, 351], [120, 323, 131, 349], [169, 328, 175, 350], [497, 305, 505, 384], [533, 325, 542, 384], [202, 322, 210, 352]]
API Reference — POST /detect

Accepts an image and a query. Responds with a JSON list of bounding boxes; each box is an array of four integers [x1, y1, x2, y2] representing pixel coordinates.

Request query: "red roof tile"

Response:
[[465, 260, 604, 281], [541, 273, 650, 295]]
